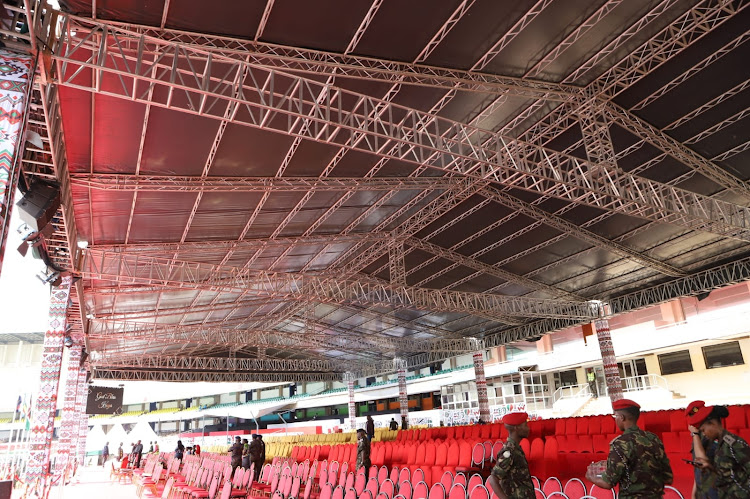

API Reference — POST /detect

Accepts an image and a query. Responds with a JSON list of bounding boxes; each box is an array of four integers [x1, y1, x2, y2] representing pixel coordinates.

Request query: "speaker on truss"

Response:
[[15, 179, 61, 233]]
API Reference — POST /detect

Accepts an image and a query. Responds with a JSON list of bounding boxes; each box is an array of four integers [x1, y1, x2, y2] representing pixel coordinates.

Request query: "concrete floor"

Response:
[[13, 465, 137, 499]]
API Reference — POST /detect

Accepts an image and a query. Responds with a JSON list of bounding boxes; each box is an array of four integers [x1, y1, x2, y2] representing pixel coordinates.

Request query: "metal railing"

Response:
[[622, 374, 669, 392], [551, 383, 592, 405]]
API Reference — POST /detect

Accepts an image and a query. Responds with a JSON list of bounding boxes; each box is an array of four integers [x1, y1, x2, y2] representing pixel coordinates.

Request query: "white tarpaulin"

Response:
[[128, 419, 159, 446], [201, 400, 296, 421], [103, 423, 129, 452], [85, 425, 107, 453]]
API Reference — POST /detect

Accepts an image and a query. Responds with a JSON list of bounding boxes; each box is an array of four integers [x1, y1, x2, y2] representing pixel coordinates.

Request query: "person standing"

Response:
[[366, 415, 375, 441], [229, 436, 243, 473], [586, 399, 673, 497], [175, 440, 185, 461], [249, 435, 263, 480], [117, 442, 123, 461], [356, 429, 371, 480], [389, 418, 398, 431], [687, 402, 750, 498], [241, 438, 251, 470], [133, 440, 144, 468], [487, 412, 534, 499], [101, 442, 109, 466], [685, 401, 719, 499], [587, 369, 599, 398], [401, 415, 408, 430], [148, 441, 154, 453]]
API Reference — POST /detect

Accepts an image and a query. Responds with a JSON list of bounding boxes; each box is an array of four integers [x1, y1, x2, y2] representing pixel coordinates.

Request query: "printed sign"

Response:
[[85, 386, 124, 415]]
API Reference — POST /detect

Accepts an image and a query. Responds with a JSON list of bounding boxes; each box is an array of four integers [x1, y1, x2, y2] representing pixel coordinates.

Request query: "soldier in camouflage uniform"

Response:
[[487, 412, 534, 499], [356, 429, 371, 480], [686, 401, 718, 499], [586, 399, 673, 498], [688, 403, 750, 499]]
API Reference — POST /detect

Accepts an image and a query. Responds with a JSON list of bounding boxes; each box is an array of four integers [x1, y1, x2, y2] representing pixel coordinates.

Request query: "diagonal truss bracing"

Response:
[[49, 17, 750, 242], [81, 249, 597, 320], [68, 174, 465, 193], [87, 320, 480, 354], [92, 369, 341, 383]]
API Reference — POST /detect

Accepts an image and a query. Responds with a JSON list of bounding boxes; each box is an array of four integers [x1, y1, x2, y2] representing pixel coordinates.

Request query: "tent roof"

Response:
[[14, 0, 750, 383]]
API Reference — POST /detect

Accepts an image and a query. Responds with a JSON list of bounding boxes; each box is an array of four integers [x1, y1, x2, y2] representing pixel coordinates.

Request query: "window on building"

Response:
[[702, 341, 745, 369], [658, 350, 693, 375]]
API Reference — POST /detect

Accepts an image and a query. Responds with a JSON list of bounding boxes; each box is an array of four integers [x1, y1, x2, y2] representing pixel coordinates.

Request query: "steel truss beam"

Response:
[[71, 16, 583, 102], [396, 255, 750, 375], [69, 174, 464, 193], [96, 355, 343, 372], [81, 248, 596, 320], [87, 320, 480, 354], [49, 18, 750, 242], [92, 368, 340, 383]]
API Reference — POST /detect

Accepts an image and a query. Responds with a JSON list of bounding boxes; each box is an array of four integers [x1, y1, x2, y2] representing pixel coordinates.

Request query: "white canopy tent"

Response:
[[84, 424, 107, 454], [102, 423, 129, 453], [128, 420, 159, 447], [201, 400, 297, 427]]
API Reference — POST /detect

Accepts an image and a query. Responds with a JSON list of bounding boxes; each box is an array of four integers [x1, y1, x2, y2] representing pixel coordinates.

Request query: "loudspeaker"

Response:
[[16, 180, 61, 233]]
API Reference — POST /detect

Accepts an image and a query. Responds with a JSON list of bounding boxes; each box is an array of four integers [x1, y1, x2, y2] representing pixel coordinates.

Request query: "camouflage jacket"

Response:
[[601, 425, 673, 498], [710, 431, 750, 499], [694, 437, 719, 499], [356, 437, 371, 470], [491, 438, 535, 499]]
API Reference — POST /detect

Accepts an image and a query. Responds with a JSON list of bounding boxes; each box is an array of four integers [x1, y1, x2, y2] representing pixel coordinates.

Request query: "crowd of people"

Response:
[[102, 439, 161, 468], [479, 400, 749, 499], [228, 434, 265, 480]]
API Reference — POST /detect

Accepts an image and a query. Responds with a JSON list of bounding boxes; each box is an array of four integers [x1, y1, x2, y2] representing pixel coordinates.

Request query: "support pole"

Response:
[[26, 276, 72, 487], [472, 342, 491, 424], [592, 302, 624, 404], [55, 344, 82, 477], [394, 358, 408, 428], [344, 372, 357, 431]]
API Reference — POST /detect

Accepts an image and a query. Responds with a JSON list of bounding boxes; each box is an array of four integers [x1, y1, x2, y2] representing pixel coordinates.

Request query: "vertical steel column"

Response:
[[344, 372, 357, 431], [593, 302, 623, 404], [394, 358, 408, 426], [55, 344, 82, 476], [74, 368, 89, 467], [26, 276, 72, 486], [0, 49, 32, 279], [472, 345, 491, 423]]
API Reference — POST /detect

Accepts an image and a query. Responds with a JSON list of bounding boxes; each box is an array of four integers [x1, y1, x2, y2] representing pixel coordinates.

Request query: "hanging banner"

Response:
[[85, 386, 124, 415]]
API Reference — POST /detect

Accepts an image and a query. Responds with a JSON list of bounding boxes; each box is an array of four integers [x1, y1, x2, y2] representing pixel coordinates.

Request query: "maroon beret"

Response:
[[686, 401, 713, 426], [612, 399, 640, 411], [502, 412, 528, 425]]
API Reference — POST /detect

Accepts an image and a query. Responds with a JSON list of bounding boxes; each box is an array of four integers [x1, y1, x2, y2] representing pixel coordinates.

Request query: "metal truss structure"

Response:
[[8, 0, 750, 382]]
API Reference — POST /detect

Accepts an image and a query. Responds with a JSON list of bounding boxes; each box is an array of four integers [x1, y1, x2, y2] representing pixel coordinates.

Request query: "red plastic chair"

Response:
[[448, 484, 466, 499], [663, 486, 684, 499], [354, 473, 367, 496], [471, 444, 485, 468], [389, 467, 399, 485], [365, 477, 379, 498], [440, 471, 453, 492], [534, 489, 545, 499], [546, 493, 568, 499], [377, 466, 389, 484], [412, 469, 426, 487], [397, 468, 410, 485], [542, 477, 562, 496], [344, 488, 357, 499], [453, 473, 467, 488], [428, 483, 446, 499], [380, 479, 395, 499], [531, 476, 540, 489], [563, 478, 586, 499], [399, 482, 413, 499], [331, 486, 344, 499], [466, 474, 483, 495], [319, 484, 333, 499], [467, 484, 488, 499], [413, 482, 429, 499]]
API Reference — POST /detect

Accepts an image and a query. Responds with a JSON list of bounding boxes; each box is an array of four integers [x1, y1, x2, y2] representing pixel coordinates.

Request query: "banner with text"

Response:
[[85, 386, 124, 415]]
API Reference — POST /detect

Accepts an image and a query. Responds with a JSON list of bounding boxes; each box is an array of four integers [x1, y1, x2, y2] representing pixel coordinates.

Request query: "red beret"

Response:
[[612, 399, 640, 411], [502, 412, 528, 425], [686, 401, 713, 426]]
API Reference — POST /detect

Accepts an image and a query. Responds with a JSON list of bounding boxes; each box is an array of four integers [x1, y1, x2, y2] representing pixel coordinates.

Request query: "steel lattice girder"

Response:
[[87, 319, 480, 354], [71, 16, 583, 102], [96, 355, 344, 372], [92, 368, 341, 383], [81, 248, 597, 320], [68, 174, 465, 193], [49, 18, 750, 242], [66, 6, 750, 199]]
